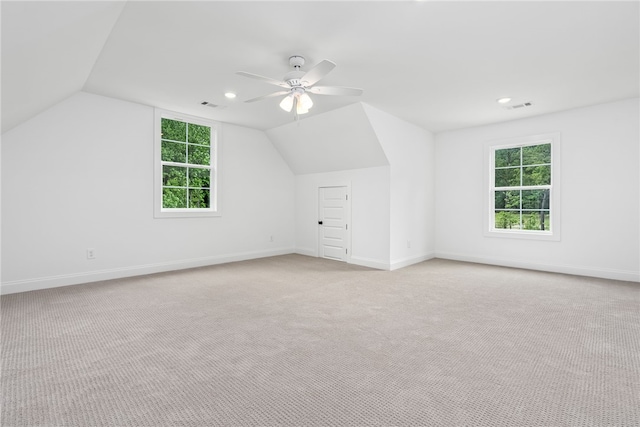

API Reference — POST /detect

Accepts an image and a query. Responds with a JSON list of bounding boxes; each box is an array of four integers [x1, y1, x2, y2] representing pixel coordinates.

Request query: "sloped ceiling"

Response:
[[1, 1, 125, 133], [2, 1, 639, 135], [266, 103, 388, 175]]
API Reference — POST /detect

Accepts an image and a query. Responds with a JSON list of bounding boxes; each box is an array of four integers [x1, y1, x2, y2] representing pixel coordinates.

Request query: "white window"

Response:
[[154, 109, 220, 218], [485, 132, 560, 240]]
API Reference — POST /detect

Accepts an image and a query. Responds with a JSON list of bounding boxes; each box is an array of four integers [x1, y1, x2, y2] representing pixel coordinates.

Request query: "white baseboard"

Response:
[[349, 256, 390, 271], [1, 248, 296, 295], [435, 251, 640, 282], [295, 247, 317, 257], [390, 253, 435, 271], [295, 249, 389, 271], [8, 248, 631, 295]]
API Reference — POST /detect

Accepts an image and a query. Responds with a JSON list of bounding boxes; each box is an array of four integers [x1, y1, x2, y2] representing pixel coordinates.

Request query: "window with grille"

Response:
[[486, 133, 560, 240], [154, 110, 219, 218]]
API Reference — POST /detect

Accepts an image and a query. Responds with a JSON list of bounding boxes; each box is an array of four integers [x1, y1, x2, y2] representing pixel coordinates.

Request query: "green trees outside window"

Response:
[[493, 143, 551, 231], [160, 118, 212, 209]]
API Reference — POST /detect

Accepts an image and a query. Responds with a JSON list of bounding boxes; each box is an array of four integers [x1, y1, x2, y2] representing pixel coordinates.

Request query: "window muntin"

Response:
[[492, 142, 552, 232], [155, 110, 219, 218]]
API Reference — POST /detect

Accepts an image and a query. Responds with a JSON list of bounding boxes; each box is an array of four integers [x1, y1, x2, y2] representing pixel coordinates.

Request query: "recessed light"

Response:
[[225, 92, 237, 99], [497, 97, 512, 104]]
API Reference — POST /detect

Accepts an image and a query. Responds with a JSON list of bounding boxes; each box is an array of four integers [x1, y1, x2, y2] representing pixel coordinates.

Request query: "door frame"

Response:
[[317, 183, 352, 263]]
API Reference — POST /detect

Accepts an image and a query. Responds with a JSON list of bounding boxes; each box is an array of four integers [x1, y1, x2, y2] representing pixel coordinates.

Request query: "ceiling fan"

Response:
[[237, 56, 363, 118]]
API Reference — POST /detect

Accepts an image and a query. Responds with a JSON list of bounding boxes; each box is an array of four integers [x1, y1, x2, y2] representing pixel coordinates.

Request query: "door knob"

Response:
[[318, 220, 323, 225]]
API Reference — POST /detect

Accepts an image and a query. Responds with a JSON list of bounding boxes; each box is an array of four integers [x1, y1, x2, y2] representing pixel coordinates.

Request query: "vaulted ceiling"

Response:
[[2, 1, 639, 135]]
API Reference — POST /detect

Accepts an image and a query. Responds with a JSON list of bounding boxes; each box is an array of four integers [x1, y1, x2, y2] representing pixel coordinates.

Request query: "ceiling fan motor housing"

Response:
[[284, 71, 306, 88]]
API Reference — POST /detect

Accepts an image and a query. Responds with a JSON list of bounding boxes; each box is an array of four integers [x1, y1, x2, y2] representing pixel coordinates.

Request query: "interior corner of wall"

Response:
[[359, 104, 391, 167]]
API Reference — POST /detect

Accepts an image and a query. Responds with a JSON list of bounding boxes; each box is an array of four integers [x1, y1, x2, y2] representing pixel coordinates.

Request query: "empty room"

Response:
[[2, 1, 639, 426]]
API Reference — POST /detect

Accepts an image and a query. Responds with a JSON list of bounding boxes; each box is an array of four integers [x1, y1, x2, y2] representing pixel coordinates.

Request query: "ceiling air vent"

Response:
[[201, 101, 226, 109], [504, 102, 532, 110]]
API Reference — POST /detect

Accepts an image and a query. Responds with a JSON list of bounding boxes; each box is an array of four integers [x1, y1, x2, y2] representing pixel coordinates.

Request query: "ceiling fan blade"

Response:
[[301, 60, 336, 86], [244, 90, 290, 103], [307, 86, 363, 96], [236, 71, 289, 88]]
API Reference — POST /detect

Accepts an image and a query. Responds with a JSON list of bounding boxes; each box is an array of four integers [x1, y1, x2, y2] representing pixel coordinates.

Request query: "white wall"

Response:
[[435, 98, 640, 281], [363, 104, 436, 269], [5, 92, 635, 292], [265, 103, 389, 175], [295, 166, 391, 269], [291, 103, 436, 271], [1, 92, 295, 294]]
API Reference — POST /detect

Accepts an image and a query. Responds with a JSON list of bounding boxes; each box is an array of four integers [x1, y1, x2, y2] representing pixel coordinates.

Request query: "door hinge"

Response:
[[346, 194, 348, 200], [346, 224, 348, 230], [346, 248, 348, 254]]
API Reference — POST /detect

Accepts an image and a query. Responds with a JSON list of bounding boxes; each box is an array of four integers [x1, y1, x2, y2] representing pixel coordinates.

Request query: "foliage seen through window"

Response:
[[160, 118, 212, 209], [493, 143, 551, 231]]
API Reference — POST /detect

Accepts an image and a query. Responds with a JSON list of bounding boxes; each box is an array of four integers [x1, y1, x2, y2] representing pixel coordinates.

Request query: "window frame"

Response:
[[484, 132, 561, 241], [154, 109, 221, 218]]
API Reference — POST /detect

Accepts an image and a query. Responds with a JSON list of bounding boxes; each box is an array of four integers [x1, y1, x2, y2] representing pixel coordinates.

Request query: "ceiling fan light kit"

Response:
[[237, 55, 363, 119], [279, 94, 294, 112], [279, 87, 313, 114]]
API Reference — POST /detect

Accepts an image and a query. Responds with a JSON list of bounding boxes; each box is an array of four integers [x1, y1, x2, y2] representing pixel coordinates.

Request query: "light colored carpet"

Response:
[[1, 255, 639, 426]]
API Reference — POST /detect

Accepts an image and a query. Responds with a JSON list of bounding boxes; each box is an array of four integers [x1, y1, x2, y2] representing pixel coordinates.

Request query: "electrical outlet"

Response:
[[407, 240, 411, 249], [87, 248, 96, 260]]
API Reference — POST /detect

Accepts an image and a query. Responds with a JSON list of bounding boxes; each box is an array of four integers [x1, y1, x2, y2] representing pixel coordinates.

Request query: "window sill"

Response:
[[485, 229, 560, 241], [154, 209, 221, 219]]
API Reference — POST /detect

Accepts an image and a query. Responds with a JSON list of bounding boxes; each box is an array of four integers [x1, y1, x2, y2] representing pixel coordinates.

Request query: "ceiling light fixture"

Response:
[[224, 92, 237, 99], [279, 94, 294, 112], [279, 88, 313, 115], [296, 104, 309, 115], [238, 55, 362, 121], [497, 97, 512, 104], [298, 92, 313, 111]]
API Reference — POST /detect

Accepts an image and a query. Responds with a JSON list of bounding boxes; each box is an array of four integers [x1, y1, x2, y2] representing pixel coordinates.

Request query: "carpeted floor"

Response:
[[1, 255, 639, 426]]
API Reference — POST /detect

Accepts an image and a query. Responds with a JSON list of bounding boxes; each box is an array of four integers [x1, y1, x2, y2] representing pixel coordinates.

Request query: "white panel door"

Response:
[[318, 186, 348, 261]]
